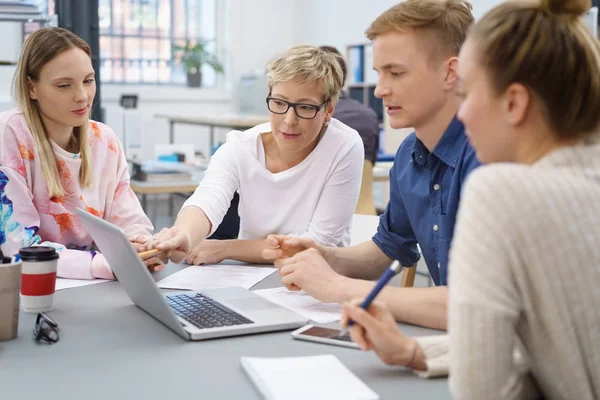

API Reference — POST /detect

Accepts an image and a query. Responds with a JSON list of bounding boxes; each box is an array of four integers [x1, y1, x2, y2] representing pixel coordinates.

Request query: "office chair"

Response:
[[354, 160, 377, 216]]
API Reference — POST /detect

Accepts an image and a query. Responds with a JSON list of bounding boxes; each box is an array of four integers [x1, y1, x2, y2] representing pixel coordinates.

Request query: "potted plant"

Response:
[[173, 40, 224, 88]]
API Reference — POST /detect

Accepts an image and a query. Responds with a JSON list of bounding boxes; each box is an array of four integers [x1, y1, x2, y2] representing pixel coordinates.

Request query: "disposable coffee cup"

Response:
[[0, 256, 22, 340], [19, 247, 59, 313]]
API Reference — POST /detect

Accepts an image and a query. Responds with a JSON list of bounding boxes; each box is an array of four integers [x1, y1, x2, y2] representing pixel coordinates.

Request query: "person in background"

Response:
[[264, 0, 479, 331], [320, 46, 379, 169], [320, 45, 381, 215], [149, 45, 364, 266], [0, 27, 159, 280], [342, 0, 600, 398]]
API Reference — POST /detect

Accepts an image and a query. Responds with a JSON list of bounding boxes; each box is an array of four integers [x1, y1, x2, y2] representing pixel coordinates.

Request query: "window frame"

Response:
[[98, 0, 221, 87]]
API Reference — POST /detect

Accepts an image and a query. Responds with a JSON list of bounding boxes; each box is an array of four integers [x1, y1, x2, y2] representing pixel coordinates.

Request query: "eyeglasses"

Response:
[[33, 312, 59, 344], [266, 96, 329, 120]]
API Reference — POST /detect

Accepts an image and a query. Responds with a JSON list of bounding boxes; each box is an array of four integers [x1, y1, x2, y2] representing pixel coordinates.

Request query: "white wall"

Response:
[[471, 0, 504, 18], [296, 0, 504, 50], [296, 0, 400, 50], [0, 23, 24, 111]]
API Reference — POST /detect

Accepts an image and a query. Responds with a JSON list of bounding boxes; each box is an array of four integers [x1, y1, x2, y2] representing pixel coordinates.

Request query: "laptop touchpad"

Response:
[[228, 297, 279, 311]]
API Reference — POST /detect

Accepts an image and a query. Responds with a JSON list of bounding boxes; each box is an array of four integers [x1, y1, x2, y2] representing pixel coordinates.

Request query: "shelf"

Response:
[[0, 13, 56, 25]]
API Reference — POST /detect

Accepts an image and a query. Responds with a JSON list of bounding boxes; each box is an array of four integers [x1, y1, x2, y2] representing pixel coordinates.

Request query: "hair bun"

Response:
[[540, 0, 591, 16]]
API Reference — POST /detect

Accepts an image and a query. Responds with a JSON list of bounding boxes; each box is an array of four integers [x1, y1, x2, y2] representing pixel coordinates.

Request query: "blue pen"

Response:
[[339, 260, 403, 337]]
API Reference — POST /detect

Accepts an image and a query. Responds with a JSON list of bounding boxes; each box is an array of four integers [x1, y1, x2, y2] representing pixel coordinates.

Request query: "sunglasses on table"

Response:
[[33, 312, 59, 344]]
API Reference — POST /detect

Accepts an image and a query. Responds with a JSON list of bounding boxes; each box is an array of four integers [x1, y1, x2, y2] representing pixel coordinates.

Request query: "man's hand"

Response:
[[341, 299, 415, 366], [276, 248, 348, 303], [262, 235, 333, 265]]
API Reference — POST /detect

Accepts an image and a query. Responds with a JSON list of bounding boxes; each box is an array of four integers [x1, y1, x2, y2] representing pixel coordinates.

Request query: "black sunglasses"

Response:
[[33, 312, 59, 344]]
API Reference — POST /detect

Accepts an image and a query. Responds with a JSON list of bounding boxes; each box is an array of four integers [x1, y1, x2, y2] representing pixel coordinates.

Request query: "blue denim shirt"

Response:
[[372, 117, 480, 285]]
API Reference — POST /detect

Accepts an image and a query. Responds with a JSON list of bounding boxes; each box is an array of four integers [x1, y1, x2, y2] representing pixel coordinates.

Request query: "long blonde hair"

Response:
[[12, 27, 93, 198], [469, 0, 600, 139]]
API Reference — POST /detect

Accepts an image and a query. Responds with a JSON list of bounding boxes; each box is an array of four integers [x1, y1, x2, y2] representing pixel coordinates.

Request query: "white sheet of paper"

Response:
[[55, 278, 111, 291], [156, 264, 276, 291], [253, 287, 342, 324], [241, 354, 380, 400]]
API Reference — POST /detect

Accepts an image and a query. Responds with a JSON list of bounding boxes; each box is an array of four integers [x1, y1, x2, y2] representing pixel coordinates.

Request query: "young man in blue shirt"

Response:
[[264, 0, 478, 331]]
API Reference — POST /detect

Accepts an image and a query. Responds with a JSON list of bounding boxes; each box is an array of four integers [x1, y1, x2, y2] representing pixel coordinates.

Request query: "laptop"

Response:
[[77, 209, 308, 341]]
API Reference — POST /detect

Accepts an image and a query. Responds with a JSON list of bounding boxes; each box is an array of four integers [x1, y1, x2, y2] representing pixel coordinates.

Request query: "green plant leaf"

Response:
[[172, 39, 224, 74]]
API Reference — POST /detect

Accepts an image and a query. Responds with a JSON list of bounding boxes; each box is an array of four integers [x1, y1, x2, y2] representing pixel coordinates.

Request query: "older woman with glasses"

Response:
[[149, 44, 364, 265]]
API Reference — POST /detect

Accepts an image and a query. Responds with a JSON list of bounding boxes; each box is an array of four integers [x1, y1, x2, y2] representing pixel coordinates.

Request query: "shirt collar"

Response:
[[411, 116, 466, 168]]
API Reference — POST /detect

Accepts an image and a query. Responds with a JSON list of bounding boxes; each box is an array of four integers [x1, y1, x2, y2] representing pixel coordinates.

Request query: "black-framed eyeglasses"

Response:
[[266, 96, 329, 120], [33, 312, 59, 344]]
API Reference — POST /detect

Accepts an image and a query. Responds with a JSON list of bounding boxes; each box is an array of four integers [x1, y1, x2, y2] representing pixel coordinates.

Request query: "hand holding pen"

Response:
[[340, 260, 421, 367], [129, 236, 164, 272], [338, 260, 403, 337]]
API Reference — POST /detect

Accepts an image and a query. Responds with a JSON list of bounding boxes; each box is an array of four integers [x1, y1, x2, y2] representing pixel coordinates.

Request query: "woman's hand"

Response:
[[143, 227, 191, 264], [341, 299, 416, 366], [185, 240, 227, 265], [262, 235, 332, 266], [129, 235, 164, 272]]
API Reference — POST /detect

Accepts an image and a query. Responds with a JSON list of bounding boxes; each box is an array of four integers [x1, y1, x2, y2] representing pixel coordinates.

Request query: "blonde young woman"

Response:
[[149, 45, 364, 265], [0, 27, 159, 280], [341, 0, 600, 398]]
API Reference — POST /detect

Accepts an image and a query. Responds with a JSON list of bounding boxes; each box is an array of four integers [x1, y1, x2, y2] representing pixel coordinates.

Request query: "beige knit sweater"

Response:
[[415, 136, 600, 400]]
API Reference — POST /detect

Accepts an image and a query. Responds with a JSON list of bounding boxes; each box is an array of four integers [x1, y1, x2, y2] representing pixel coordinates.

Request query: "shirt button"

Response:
[[437, 263, 441, 270], [433, 183, 440, 191], [433, 224, 439, 231]]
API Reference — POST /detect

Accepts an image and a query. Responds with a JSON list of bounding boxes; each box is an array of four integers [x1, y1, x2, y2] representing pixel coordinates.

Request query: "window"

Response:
[[22, 0, 56, 37], [33, 0, 55, 15], [99, 0, 219, 86]]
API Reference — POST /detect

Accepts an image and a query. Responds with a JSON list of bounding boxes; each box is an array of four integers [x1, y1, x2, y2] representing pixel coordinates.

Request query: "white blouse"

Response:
[[182, 118, 364, 246]]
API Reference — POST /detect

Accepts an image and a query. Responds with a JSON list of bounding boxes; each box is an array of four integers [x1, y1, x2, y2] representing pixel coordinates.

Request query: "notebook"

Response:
[[240, 354, 380, 400]]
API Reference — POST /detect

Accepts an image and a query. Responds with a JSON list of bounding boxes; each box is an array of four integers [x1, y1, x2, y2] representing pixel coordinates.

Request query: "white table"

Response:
[[0, 214, 446, 399], [154, 113, 269, 149], [0, 263, 451, 400]]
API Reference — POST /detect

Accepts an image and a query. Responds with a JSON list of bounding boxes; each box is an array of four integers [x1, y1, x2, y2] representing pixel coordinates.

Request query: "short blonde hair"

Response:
[[13, 27, 93, 198], [470, 0, 600, 139], [365, 0, 474, 60], [266, 44, 344, 103]]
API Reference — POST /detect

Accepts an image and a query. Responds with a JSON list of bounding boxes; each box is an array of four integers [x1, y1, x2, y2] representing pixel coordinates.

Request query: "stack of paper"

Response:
[[253, 287, 342, 324], [157, 264, 276, 291], [241, 354, 379, 400]]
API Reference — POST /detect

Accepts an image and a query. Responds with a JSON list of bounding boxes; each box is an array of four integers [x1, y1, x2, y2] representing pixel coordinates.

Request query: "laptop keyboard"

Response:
[[166, 293, 254, 329]]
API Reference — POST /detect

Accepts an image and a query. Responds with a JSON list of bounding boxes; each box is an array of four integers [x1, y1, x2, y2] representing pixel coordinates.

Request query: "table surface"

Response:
[[0, 261, 450, 400], [154, 113, 269, 129], [373, 161, 393, 182], [130, 179, 201, 194]]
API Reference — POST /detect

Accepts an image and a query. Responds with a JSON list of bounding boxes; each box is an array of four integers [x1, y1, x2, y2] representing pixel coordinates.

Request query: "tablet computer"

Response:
[[291, 324, 360, 349]]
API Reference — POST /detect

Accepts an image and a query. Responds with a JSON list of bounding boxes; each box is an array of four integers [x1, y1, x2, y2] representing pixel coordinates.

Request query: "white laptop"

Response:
[[77, 209, 308, 341]]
